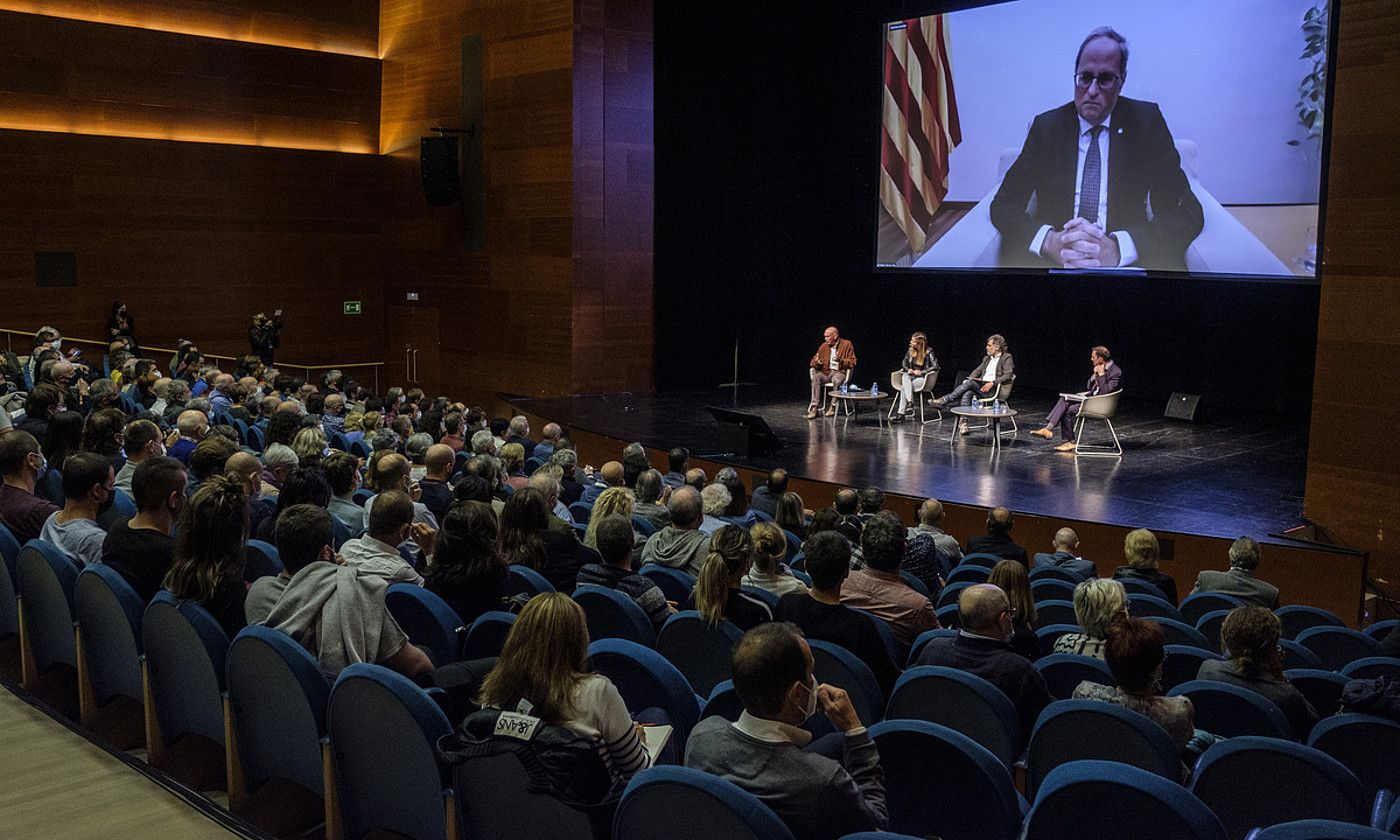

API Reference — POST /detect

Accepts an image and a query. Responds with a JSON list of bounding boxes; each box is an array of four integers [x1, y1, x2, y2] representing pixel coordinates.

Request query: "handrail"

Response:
[[1, 327, 385, 390]]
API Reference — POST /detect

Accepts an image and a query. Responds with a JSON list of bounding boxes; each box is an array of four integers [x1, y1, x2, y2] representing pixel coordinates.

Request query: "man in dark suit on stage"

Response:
[[989, 27, 1203, 272], [1031, 345, 1122, 452]]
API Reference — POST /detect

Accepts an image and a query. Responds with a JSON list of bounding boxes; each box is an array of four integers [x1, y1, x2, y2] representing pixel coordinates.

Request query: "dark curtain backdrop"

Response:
[[654, 1, 1320, 415]]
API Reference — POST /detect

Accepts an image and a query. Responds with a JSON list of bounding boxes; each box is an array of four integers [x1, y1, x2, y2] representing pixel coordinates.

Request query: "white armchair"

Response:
[[912, 140, 1290, 276]]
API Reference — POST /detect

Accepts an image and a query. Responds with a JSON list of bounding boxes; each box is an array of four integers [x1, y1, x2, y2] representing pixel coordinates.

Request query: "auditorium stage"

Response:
[[513, 385, 1310, 541]]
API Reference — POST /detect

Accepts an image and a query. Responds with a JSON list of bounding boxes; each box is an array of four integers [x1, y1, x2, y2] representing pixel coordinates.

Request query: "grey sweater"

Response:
[[640, 526, 710, 575], [683, 716, 887, 840]]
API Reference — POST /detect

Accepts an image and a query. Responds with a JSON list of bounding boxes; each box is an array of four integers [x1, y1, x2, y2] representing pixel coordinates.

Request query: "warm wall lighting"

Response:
[[0, 1, 379, 57], [0, 115, 378, 155]]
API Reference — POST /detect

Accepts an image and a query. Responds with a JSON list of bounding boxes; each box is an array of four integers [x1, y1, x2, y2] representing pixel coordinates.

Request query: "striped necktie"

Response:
[[1078, 124, 1106, 224]]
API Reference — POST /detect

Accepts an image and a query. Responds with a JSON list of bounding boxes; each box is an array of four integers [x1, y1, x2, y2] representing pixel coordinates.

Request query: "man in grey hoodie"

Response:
[[639, 485, 710, 575]]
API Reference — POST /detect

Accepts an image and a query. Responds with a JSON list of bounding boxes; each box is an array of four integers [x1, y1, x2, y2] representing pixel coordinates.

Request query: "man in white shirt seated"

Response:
[[39, 451, 114, 567], [933, 334, 1016, 433], [342, 489, 429, 585]]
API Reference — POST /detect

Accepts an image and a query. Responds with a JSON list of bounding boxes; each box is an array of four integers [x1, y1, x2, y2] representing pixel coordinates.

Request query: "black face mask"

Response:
[[97, 489, 114, 517]]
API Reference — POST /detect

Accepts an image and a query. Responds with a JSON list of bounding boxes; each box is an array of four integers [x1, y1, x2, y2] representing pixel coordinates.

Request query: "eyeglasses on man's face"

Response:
[[1074, 72, 1121, 90]]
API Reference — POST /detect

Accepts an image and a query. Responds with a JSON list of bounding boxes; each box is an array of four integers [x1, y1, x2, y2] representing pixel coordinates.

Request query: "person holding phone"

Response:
[[249, 310, 283, 365]]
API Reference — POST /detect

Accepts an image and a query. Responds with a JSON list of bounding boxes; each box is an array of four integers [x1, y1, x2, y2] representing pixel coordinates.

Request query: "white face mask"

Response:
[[52, 339, 61, 351], [795, 677, 819, 722]]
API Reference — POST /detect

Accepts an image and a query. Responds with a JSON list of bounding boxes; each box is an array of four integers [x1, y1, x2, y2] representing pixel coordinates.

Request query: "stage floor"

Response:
[[514, 385, 1309, 540]]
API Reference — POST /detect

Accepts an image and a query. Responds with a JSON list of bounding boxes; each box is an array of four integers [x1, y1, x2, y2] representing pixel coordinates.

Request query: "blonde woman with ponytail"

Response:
[[162, 473, 251, 639], [693, 524, 772, 630], [742, 522, 808, 597]]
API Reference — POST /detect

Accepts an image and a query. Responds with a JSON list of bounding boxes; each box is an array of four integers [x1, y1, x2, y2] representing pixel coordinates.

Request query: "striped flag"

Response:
[[881, 16, 961, 256]]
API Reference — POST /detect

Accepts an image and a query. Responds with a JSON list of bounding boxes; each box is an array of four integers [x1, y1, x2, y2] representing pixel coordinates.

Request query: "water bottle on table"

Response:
[[870, 382, 878, 396]]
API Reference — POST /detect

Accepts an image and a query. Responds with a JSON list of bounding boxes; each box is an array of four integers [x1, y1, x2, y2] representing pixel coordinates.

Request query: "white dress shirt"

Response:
[[1029, 112, 1139, 267]]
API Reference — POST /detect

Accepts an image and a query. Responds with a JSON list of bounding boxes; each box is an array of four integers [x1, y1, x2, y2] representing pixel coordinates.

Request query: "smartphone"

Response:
[[274, 309, 282, 316]]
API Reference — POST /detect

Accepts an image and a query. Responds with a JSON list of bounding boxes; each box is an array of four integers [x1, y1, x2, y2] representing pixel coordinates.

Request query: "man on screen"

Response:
[[989, 27, 1203, 272]]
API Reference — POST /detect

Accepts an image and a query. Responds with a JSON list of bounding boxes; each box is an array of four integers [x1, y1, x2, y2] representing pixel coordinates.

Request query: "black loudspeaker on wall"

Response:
[[420, 136, 462, 206], [1164, 392, 1202, 422]]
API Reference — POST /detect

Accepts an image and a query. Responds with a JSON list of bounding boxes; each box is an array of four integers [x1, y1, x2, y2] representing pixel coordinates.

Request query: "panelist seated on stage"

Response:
[[988, 27, 1203, 272], [1030, 345, 1122, 452], [806, 326, 857, 420], [932, 334, 1015, 433], [889, 332, 938, 423]]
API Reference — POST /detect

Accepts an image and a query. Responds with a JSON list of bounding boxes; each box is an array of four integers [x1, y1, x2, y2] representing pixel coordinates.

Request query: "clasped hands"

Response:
[[1042, 217, 1120, 269]]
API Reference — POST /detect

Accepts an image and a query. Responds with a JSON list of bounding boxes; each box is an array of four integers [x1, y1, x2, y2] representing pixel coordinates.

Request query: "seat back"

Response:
[[1116, 576, 1168, 600], [1031, 578, 1077, 604], [936, 603, 961, 629], [246, 424, 265, 452], [1365, 619, 1398, 641], [906, 628, 958, 666], [452, 752, 597, 840], [573, 584, 657, 648], [1026, 760, 1225, 840], [885, 666, 1019, 769], [1296, 626, 1381, 671], [739, 585, 780, 613], [1029, 565, 1084, 584], [1025, 700, 1181, 800], [808, 639, 883, 724], [568, 501, 593, 524], [1307, 713, 1400, 805], [75, 565, 144, 705], [699, 679, 743, 721], [1161, 644, 1225, 692], [1034, 599, 1077, 629], [1285, 668, 1351, 718], [630, 514, 658, 537], [1146, 617, 1211, 650], [946, 565, 989, 586], [1193, 610, 1230, 653], [1128, 593, 1185, 623], [243, 539, 283, 582], [898, 569, 931, 598], [1251, 821, 1398, 840], [18, 539, 81, 672], [1079, 389, 1121, 419], [506, 564, 555, 597], [851, 607, 901, 668], [1280, 638, 1326, 670], [1276, 605, 1346, 640], [588, 638, 701, 745], [936, 581, 973, 611], [655, 611, 742, 697], [226, 626, 329, 801], [385, 583, 465, 667], [868, 720, 1022, 840], [959, 552, 1002, 569], [1034, 653, 1115, 700], [462, 611, 516, 659], [639, 564, 695, 605], [0, 522, 18, 638], [1179, 592, 1244, 627], [1339, 656, 1400, 682], [782, 529, 801, 561], [328, 664, 452, 840], [1189, 737, 1369, 840], [1167, 680, 1290, 740], [614, 766, 795, 840], [142, 592, 230, 749]]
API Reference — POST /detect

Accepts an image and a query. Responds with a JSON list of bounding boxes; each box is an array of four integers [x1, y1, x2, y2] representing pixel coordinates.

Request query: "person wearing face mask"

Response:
[[359, 452, 438, 556], [685, 622, 889, 840], [0, 430, 61, 543], [101, 457, 185, 603], [914, 583, 1054, 751], [39, 451, 115, 567], [339, 489, 429, 586], [113, 419, 171, 495]]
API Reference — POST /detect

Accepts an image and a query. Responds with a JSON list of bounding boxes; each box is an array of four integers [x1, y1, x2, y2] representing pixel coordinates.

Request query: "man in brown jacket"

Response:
[[808, 326, 857, 419]]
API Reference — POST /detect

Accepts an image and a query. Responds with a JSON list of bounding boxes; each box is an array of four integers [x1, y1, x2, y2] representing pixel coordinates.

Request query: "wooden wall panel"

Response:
[[0, 11, 380, 153], [0, 0, 379, 55], [572, 0, 654, 392], [1304, 0, 1400, 598]]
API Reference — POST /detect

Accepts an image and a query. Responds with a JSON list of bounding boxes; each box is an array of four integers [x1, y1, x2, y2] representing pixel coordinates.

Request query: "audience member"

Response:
[[187, 436, 239, 497], [662, 447, 689, 490], [498, 486, 593, 594], [168, 409, 208, 464], [39, 451, 114, 567], [1189, 536, 1279, 608], [916, 583, 1053, 745], [639, 486, 710, 574], [775, 491, 808, 541], [1113, 528, 1178, 604], [743, 522, 808, 598], [904, 498, 962, 586], [81, 408, 127, 458], [685, 622, 888, 840], [163, 474, 250, 639], [256, 505, 433, 678], [322, 450, 364, 532], [583, 486, 639, 551], [577, 514, 674, 630], [1196, 606, 1317, 739], [425, 501, 508, 625], [1054, 578, 1128, 659], [499, 443, 528, 491], [0, 430, 61, 543], [581, 461, 623, 505], [683, 467, 706, 493], [504, 415, 537, 458], [552, 448, 584, 505], [841, 512, 938, 651], [101, 456, 184, 603], [716, 467, 756, 527], [776, 531, 900, 697], [532, 422, 562, 462], [254, 467, 331, 542], [622, 441, 651, 488], [41, 411, 84, 501], [418, 443, 455, 523], [361, 452, 439, 555], [1032, 527, 1096, 579], [699, 482, 732, 536], [965, 506, 1028, 567], [833, 489, 863, 543], [339, 489, 427, 586], [528, 468, 574, 528], [856, 486, 885, 522], [477, 593, 654, 783], [632, 469, 672, 530], [695, 524, 772, 631], [988, 559, 1040, 661], [1072, 617, 1196, 757], [114, 419, 165, 495], [750, 468, 788, 518], [291, 426, 328, 469]]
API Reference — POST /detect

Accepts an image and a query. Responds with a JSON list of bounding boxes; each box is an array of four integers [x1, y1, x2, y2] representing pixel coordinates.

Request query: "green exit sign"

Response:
[[343, 301, 362, 315]]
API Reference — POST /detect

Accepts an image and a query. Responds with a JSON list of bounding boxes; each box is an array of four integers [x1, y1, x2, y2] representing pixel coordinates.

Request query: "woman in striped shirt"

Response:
[[476, 592, 651, 780]]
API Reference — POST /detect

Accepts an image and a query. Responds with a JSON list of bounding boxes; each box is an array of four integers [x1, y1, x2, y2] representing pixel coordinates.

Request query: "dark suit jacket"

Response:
[[1190, 568, 1280, 609], [1032, 551, 1096, 580], [990, 97, 1203, 271], [966, 533, 1028, 568], [1086, 362, 1122, 396], [968, 353, 1015, 396]]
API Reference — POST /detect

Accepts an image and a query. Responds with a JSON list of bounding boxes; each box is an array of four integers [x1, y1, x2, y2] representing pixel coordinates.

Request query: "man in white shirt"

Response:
[[342, 489, 430, 586], [989, 27, 1202, 272], [360, 452, 438, 556], [933, 335, 1016, 432], [39, 452, 114, 567]]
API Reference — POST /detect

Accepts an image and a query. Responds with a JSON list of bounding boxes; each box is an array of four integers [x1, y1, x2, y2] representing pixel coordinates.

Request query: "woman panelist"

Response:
[[890, 332, 937, 423]]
